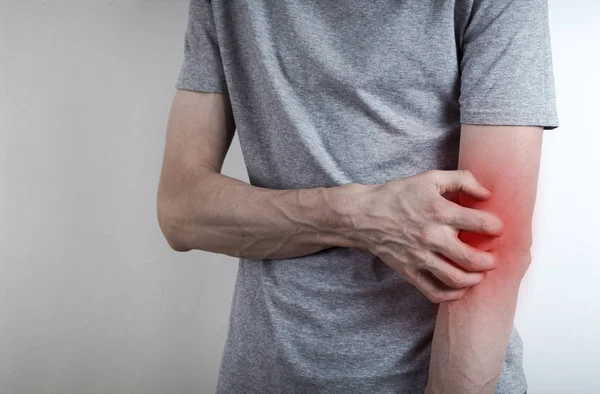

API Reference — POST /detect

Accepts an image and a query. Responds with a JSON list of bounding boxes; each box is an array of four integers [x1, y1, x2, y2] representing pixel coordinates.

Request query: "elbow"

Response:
[[493, 235, 533, 280], [502, 229, 533, 259], [167, 238, 191, 253], [157, 199, 191, 253]]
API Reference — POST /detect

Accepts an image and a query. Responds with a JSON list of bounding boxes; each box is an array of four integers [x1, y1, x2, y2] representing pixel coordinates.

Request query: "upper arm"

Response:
[[164, 0, 236, 179], [455, 0, 559, 272], [158, 90, 235, 206], [158, 0, 235, 207], [458, 0, 559, 130], [457, 124, 542, 272]]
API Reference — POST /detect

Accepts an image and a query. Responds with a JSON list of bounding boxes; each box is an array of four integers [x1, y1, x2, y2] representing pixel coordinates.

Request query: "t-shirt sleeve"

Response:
[[175, 0, 228, 94], [459, 0, 559, 130]]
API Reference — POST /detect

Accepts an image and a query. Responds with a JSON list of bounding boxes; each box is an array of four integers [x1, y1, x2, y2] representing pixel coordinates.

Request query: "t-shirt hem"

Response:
[[461, 109, 559, 130], [175, 76, 228, 95]]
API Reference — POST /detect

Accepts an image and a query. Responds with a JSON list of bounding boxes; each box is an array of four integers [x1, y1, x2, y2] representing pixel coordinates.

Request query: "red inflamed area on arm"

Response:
[[456, 126, 542, 280], [458, 177, 533, 278]]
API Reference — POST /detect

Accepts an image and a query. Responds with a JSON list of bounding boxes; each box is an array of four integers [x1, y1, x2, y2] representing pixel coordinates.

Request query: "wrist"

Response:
[[313, 182, 375, 250]]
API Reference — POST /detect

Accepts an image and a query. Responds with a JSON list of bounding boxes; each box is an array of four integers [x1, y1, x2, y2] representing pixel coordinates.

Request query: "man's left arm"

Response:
[[425, 124, 543, 393]]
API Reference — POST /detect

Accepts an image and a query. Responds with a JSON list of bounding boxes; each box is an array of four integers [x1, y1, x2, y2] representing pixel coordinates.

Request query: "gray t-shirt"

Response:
[[175, 1, 559, 393]]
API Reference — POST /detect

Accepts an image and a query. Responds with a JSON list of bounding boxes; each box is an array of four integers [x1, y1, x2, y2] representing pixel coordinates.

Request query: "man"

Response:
[[157, 1, 558, 393]]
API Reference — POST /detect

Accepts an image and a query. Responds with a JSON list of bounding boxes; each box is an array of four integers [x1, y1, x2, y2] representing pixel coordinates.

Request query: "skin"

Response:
[[157, 90, 540, 390], [425, 124, 543, 394], [158, 90, 503, 302]]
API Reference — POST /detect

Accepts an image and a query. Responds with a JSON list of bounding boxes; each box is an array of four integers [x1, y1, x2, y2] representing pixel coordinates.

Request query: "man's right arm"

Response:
[[157, 89, 359, 259], [157, 89, 503, 304]]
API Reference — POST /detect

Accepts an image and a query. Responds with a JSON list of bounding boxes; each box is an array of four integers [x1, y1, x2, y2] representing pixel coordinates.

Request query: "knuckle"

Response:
[[411, 249, 429, 268], [427, 291, 443, 304], [431, 204, 450, 223], [425, 200, 438, 214], [417, 227, 438, 247], [397, 260, 412, 275], [424, 169, 441, 183], [456, 250, 476, 271], [465, 255, 482, 271], [446, 272, 464, 288], [460, 169, 474, 180], [401, 266, 417, 280], [429, 291, 449, 304], [448, 291, 464, 302], [422, 253, 437, 270]]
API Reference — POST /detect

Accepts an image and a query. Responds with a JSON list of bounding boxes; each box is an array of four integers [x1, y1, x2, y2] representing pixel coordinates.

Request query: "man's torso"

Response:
[[208, 2, 527, 393]]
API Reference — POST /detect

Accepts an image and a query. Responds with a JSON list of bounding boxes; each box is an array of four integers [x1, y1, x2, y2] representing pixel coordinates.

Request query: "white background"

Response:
[[1, 1, 598, 393]]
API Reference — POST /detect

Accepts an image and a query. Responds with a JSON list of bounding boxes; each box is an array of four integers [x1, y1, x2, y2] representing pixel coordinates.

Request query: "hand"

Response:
[[348, 170, 504, 303]]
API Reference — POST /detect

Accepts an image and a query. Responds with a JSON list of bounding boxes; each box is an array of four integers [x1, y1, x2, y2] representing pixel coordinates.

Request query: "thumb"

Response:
[[433, 170, 491, 200]]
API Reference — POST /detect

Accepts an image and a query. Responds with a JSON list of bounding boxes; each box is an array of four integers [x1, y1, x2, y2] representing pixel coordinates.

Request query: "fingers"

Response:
[[436, 234, 497, 272], [404, 267, 467, 304], [419, 223, 498, 272], [422, 251, 485, 288], [429, 170, 491, 201], [445, 204, 504, 236]]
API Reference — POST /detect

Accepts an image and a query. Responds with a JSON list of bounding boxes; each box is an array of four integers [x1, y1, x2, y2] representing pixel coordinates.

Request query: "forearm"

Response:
[[158, 170, 363, 258], [426, 250, 529, 394], [426, 125, 542, 393], [426, 207, 533, 394]]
